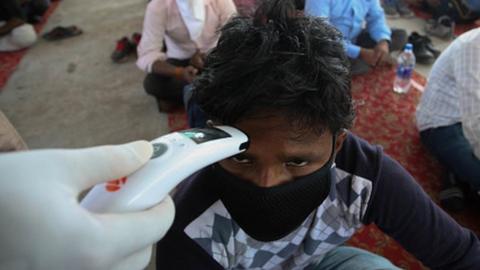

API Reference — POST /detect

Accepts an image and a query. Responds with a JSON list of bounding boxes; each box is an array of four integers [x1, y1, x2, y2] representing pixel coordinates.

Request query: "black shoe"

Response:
[[411, 32, 441, 58], [439, 172, 466, 212], [408, 32, 435, 64], [424, 39, 441, 58], [439, 186, 465, 212]]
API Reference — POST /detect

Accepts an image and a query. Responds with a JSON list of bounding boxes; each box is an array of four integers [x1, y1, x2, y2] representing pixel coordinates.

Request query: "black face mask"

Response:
[[212, 136, 336, 242]]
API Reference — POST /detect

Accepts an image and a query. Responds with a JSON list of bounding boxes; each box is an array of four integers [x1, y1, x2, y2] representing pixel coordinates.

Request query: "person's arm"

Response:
[[305, 0, 361, 58], [136, 0, 169, 73], [455, 40, 480, 159], [363, 154, 480, 269], [151, 61, 198, 83], [304, 0, 330, 19], [365, 0, 391, 44], [345, 41, 363, 59], [218, 0, 237, 26], [136, 0, 198, 82]]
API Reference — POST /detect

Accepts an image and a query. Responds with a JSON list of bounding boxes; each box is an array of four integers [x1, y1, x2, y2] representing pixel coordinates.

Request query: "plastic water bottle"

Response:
[[393, 43, 416, 94]]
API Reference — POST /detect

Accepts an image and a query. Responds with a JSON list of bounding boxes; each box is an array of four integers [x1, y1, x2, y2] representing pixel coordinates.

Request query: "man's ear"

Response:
[[334, 129, 347, 155]]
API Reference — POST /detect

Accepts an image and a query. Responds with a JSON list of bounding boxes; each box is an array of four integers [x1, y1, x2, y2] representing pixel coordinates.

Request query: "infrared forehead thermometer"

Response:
[[81, 126, 249, 213]]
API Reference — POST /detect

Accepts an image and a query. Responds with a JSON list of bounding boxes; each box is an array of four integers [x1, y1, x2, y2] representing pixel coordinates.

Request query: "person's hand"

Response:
[[0, 141, 175, 270], [359, 48, 379, 67], [176, 66, 198, 83], [0, 17, 25, 37], [374, 40, 390, 66], [189, 50, 206, 70]]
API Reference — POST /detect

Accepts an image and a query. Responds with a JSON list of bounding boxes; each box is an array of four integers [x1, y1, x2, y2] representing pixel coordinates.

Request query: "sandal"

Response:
[[43, 25, 83, 41]]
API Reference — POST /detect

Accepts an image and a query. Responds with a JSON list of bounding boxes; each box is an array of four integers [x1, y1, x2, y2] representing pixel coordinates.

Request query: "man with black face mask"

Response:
[[155, 0, 480, 269]]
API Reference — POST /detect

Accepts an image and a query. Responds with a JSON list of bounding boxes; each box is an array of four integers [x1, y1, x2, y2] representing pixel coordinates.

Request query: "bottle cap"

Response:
[[405, 43, 413, 51]]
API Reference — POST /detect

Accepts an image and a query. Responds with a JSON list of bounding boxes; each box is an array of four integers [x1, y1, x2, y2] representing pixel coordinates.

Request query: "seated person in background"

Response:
[[382, 0, 414, 18], [155, 1, 480, 269], [416, 28, 480, 207], [305, 0, 407, 75], [422, 0, 480, 39], [136, 0, 236, 112], [19, 0, 51, 24], [0, 0, 37, 52]]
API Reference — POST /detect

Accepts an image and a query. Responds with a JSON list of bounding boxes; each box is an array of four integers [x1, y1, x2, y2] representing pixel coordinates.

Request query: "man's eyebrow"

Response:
[[232, 152, 256, 159], [282, 151, 325, 160]]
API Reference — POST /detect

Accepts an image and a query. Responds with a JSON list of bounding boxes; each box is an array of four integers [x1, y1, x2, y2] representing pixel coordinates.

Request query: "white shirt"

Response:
[[176, 0, 206, 41], [136, 0, 236, 73], [416, 28, 480, 158]]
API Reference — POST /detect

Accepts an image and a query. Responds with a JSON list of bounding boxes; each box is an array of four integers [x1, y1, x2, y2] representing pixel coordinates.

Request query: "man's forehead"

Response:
[[235, 117, 328, 143], [286, 129, 328, 144], [211, 110, 331, 142]]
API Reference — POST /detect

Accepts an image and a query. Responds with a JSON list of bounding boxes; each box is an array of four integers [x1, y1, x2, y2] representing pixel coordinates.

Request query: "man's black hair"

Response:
[[193, 0, 354, 135], [294, 0, 305, 10]]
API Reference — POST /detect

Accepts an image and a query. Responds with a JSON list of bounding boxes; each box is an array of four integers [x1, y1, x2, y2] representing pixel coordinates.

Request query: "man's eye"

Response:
[[285, 159, 309, 167], [231, 155, 251, 164]]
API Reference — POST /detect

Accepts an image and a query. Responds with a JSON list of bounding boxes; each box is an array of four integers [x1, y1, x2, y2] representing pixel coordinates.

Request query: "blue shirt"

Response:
[[305, 0, 392, 58]]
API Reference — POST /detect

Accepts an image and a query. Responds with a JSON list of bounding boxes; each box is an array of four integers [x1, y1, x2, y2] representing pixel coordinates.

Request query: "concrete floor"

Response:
[[0, 1, 455, 269], [0, 0, 169, 149]]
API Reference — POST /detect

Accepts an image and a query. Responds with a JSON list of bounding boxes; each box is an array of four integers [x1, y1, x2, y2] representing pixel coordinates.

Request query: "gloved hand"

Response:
[[0, 141, 175, 270]]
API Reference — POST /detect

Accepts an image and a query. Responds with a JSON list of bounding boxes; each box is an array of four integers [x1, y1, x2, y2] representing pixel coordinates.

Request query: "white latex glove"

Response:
[[0, 141, 175, 270]]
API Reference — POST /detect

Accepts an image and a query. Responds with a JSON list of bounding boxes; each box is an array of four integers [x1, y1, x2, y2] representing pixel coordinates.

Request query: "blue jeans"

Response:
[[183, 84, 207, 128], [307, 246, 401, 270], [420, 123, 480, 191]]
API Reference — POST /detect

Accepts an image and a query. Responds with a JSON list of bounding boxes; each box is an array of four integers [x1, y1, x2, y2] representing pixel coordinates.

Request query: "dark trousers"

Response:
[[350, 28, 408, 75], [143, 58, 190, 105], [0, 0, 24, 21], [22, 0, 50, 23], [0, 0, 50, 23], [183, 84, 207, 128], [420, 123, 480, 191]]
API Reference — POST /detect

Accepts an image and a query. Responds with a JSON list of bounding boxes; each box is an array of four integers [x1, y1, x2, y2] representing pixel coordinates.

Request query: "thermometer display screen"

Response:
[[180, 128, 231, 144]]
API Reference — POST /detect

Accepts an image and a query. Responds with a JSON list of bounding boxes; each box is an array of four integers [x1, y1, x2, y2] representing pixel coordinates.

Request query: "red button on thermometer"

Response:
[[81, 126, 249, 213]]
